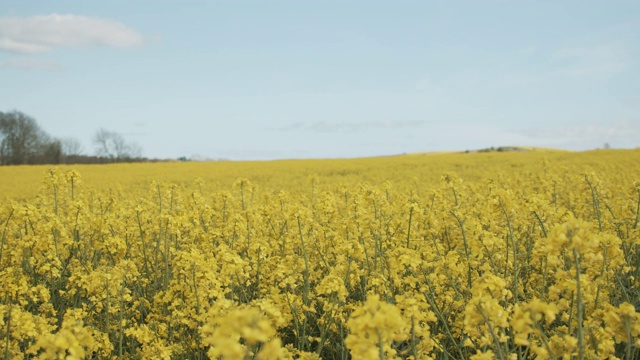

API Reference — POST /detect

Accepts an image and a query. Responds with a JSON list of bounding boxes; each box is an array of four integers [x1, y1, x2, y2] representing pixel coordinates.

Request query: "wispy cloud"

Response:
[[0, 58, 63, 71], [520, 120, 640, 148], [203, 148, 312, 161], [0, 13, 146, 54], [553, 44, 628, 79], [268, 120, 427, 133]]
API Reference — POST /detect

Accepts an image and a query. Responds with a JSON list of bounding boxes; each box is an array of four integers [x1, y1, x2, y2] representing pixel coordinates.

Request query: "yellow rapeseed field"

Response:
[[1, 149, 639, 359]]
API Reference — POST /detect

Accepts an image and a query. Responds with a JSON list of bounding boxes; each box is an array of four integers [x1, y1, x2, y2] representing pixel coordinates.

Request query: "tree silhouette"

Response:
[[93, 128, 142, 160], [0, 111, 49, 165]]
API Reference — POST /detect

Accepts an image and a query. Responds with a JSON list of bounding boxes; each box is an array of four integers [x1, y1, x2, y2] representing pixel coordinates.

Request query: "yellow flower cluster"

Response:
[[0, 149, 639, 359], [346, 294, 407, 359]]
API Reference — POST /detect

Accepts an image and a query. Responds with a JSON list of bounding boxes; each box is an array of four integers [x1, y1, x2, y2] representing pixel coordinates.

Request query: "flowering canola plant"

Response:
[[0, 149, 639, 359]]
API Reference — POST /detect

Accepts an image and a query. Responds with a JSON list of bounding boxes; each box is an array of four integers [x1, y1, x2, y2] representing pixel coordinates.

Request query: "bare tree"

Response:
[[61, 137, 84, 156], [0, 111, 146, 165], [93, 128, 142, 160]]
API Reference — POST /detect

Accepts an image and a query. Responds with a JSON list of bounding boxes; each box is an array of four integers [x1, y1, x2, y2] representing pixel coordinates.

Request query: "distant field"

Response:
[[0, 149, 636, 200], [1, 149, 639, 359]]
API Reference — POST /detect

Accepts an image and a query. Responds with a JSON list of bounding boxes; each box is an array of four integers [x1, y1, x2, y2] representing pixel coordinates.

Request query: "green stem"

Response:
[[500, 200, 518, 303], [406, 206, 413, 248], [297, 217, 310, 305], [192, 265, 201, 315], [377, 329, 385, 360], [634, 188, 640, 230], [4, 303, 12, 360], [625, 316, 633, 360], [584, 175, 602, 232], [451, 211, 472, 290], [477, 304, 507, 360], [573, 248, 584, 360], [533, 211, 547, 237], [0, 209, 14, 265]]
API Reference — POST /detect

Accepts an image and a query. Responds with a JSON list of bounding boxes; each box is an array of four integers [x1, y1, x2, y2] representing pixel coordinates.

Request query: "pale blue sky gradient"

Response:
[[1, 1, 639, 160]]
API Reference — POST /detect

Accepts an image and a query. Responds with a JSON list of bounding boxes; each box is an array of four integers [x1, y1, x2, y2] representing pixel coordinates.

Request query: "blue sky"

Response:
[[1, 1, 639, 160]]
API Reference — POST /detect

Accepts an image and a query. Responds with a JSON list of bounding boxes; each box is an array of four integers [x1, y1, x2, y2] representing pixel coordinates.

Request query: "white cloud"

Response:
[[0, 58, 63, 71], [521, 120, 640, 149], [0, 13, 145, 54], [268, 120, 427, 133]]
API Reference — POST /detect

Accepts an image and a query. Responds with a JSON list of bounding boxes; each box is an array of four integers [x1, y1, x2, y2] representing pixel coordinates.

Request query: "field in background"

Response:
[[0, 149, 635, 201], [1, 149, 639, 359]]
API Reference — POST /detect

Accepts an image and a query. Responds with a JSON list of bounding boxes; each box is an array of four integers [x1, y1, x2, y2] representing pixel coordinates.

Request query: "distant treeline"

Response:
[[0, 110, 150, 165]]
